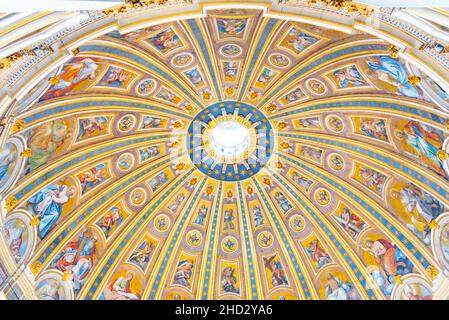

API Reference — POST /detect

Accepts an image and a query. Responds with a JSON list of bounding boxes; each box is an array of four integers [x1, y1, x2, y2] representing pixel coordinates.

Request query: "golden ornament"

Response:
[[11, 119, 25, 134], [20, 148, 32, 158], [407, 75, 421, 86], [437, 150, 448, 160]]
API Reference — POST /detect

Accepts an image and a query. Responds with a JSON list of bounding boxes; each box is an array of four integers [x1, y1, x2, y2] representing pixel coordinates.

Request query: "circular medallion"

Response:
[[257, 231, 274, 248], [187, 101, 273, 181], [327, 153, 345, 172], [186, 230, 202, 247], [268, 53, 291, 69], [219, 44, 242, 57], [129, 187, 147, 206], [221, 235, 238, 253], [117, 114, 136, 132], [325, 115, 344, 133], [154, 214, 170, 232], [289, 214, 305, 232], [117, 152, 135, 172], [314, 188, 331, 206], [306, 78, 327, 95], [135, 78, 157, 96], [171, 52, 194, 68]]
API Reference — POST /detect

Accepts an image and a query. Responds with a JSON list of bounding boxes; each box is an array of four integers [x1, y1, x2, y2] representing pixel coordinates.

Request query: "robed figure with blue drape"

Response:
[[28, 184, 71, 239], [367, 56, 420, 98]]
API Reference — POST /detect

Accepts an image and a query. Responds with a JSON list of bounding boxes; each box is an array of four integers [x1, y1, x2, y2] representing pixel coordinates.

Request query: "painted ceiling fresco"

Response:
[[1, 7, 449, 300]]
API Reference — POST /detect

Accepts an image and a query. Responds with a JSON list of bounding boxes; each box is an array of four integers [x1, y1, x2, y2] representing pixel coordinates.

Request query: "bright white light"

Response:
[[211, 121, 250, 158]]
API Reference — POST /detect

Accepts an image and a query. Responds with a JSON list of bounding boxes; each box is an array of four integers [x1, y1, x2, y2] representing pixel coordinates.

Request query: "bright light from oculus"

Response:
[[211, 120, 250, 158]]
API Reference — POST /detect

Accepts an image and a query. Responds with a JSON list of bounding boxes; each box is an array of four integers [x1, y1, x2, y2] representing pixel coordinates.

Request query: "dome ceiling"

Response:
[[1, 4, 449, 300]]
